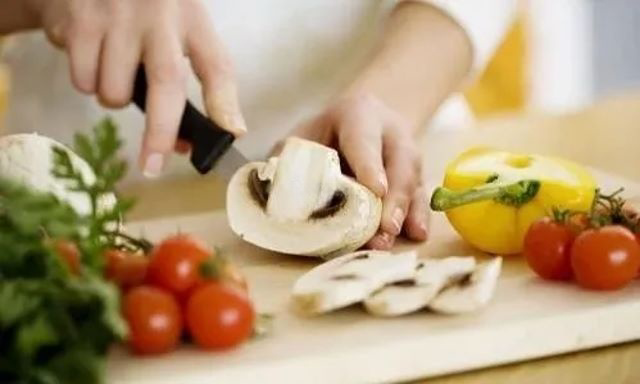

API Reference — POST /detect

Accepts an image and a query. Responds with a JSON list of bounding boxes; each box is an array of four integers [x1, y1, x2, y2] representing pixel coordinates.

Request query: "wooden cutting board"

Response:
[[106, 170, 640, 384]]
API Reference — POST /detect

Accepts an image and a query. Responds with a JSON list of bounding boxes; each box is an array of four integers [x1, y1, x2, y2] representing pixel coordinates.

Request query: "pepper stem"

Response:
[[430, 179, 541, 211]]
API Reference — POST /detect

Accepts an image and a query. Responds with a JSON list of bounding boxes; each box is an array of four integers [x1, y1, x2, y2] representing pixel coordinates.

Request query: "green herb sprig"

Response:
[[0, 117, 143, 384]]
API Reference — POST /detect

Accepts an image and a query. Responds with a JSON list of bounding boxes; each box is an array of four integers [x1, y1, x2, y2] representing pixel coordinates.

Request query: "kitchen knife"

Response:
[[131, 65, 247, 181]]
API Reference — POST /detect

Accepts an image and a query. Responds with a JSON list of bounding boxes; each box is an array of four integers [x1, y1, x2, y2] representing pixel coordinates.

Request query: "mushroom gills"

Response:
[[248, 168, 347, 219], [292, 250, 417, 315], [429, 257, 503, 314], [364, 256, 477, 317]]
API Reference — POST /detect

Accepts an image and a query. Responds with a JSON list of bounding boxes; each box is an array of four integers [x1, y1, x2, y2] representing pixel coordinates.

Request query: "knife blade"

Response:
[[131, 65, 248, 181]]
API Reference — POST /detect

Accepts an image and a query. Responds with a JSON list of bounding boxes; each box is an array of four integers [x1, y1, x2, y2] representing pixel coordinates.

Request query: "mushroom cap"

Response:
[[226, 139, 381, 258], [0, 133, 115, 215]]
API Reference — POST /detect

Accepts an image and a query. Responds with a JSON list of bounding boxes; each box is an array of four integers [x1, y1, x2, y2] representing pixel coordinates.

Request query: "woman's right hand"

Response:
[[26, 0, 246, 177]]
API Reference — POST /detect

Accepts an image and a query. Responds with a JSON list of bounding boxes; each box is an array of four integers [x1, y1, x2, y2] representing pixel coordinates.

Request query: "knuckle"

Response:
[[148, 121, 179, 137], [107, 0, 134, 24], [184, 0, 207, 11], [148, 58, 185, 85], [203, 56, 234, 79], [98, 86, 131, 108], [390, 192, 411, 210], [46, 24, 67, 47], [68, 4, 103, 37]]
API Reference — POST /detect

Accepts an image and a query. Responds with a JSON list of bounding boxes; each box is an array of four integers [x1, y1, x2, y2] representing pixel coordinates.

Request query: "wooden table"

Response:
[[121, 90, 640, 384]]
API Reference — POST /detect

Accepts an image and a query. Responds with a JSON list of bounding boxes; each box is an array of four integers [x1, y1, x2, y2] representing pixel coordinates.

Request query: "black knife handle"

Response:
[[131, 65, 235, 174]]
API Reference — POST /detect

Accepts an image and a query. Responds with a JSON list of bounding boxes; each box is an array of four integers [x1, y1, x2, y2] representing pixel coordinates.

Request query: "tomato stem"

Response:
[[430, 179, 540, 211]]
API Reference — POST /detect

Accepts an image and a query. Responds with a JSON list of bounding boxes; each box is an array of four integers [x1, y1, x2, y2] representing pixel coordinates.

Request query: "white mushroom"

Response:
[[429, 257, 503, 314], [0, 133, 115, 215], [292, 250, 417, 315], [227, 138, 382, 258], [364, 257, 476, 317]]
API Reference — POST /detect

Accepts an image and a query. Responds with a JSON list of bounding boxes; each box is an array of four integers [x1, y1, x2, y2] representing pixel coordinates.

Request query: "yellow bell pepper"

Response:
[[430, 147, 597, 255]]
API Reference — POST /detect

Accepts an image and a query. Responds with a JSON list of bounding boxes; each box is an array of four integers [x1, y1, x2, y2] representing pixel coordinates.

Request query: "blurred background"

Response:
[[1, 0, 640, 128], [467, 0, 640, 118], [2, 0, 639, 217]]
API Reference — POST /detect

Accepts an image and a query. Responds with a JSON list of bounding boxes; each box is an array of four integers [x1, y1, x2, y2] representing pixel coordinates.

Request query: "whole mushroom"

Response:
[[226, 138, 382, 258], [0, 133, 115, 215]]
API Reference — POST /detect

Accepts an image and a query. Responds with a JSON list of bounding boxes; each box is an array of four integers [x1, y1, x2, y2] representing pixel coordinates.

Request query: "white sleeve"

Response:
[[396, 0, 519, 75]]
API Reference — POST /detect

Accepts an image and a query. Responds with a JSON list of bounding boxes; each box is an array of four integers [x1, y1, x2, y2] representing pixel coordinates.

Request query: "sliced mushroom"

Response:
[[292, 250, 417, 315], [429, 257, 503, 314], [227, 138, 382, 258], [364, 257, 476, 317]]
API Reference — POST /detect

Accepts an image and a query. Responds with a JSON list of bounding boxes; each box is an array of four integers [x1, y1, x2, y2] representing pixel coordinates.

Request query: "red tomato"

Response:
[[123, 285, 183, 355], [147, 234, 212, 295], [183, 261, 249, 307], [105, 249, 149, 289], [570, 225, 640, 290], [54, 240, 81, 275], [185, 282, 254, 349], [523, 217, 575, 281]]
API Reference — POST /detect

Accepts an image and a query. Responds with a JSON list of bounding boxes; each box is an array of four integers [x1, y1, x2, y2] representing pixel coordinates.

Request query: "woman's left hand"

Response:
[[274, 93, 429, 250]]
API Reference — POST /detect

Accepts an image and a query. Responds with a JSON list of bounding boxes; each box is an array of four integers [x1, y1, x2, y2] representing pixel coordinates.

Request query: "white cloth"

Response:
[[2, 0, 516, 182]]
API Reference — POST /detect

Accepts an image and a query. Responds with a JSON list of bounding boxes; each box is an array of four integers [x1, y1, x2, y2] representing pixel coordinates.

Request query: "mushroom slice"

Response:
[[429, 257, 503, 314], [292, 250, 417, 315], [227, 138, 382, 258], [364, 256, 476, 317]]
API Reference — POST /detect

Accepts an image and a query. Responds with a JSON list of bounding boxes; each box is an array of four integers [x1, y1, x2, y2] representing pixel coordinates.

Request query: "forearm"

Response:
[[0, 0, 40, 35], [344, 1, 473, 131]]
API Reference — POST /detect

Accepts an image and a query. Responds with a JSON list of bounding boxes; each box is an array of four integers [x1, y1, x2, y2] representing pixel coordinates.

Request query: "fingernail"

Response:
[[208, 84, 247, 135], [416, 221, 428, 238], [378, 173, 388, 195], [391, 207, 404, 235], [143, 153, 164, 179], [380, 232, 396, 248], [371, 232, 393, 250], [224, 113, 248, 135]]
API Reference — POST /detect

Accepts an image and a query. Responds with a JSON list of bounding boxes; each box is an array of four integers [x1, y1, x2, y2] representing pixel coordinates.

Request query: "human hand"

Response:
[[26, 0, 246, 176], [275, 93, 429, 250]]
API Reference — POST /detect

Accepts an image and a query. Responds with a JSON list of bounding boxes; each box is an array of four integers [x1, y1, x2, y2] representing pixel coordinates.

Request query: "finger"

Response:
[[139, 30, 187, 178], [404, 184, 430, 241], [338, 115, 387, 197], [185, 8, 246, 136], [174, 139, 191, 154], [380, 140, 418, 236], [98, 22, 142, 107], [367, 231, 396, 251], [66, 21, 104, 94]]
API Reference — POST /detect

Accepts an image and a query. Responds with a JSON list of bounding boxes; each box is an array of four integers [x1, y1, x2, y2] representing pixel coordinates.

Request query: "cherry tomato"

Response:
[[147, 234, 212, 295], [105, 249, 149, 289], [570, 225, 640, 290], [123, 285, 182, 355], [523, 217, 575, 281], [183, 261, 249, 308], [54, 240, 81, 275], [185, 282, 254, 349]]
